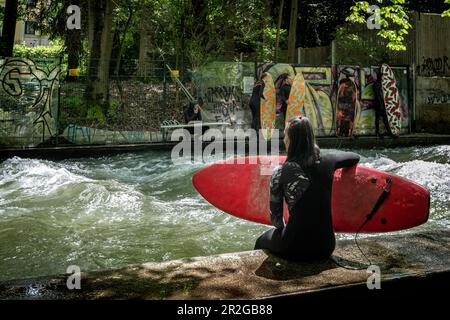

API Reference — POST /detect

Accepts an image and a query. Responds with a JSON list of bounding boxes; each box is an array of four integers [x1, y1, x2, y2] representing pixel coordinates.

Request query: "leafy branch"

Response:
[[443, 0, 450, 17], [346, 0, 412, 51]]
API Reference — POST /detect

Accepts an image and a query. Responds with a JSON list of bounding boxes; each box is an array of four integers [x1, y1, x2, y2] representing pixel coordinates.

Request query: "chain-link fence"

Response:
[[60, 60, 166, 145], [1, 57, 412, 148], [1, 57, 257, 148]]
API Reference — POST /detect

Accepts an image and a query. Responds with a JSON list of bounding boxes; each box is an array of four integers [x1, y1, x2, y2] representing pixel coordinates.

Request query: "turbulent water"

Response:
[[0, 146, 449, 281]]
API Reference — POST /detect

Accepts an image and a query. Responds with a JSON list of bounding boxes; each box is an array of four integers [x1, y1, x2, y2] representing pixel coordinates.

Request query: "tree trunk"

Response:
[[287, 0, 298, 63], [262, 0, 272, 59], [138, 4, 153, 77], [0, 0, 18, 58], [114, 2, 133, 78], [274, 0, 284, 62], [65, 0, 82, 82], [86, 0, 116, 112], [66, 30, 82, 81], [179, 1, 186, 77], [223, 0, 236, 61]]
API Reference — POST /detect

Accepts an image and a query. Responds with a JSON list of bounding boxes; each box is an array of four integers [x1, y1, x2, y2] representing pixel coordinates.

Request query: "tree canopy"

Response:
[[2, 0, 449, 111], [347, 0, 450, 51]]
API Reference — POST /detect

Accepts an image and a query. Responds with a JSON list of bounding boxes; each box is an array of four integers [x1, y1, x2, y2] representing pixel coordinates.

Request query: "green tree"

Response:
[[274, 0, 285, 62], [31, 0, 87, 79], [444, 0, 450, 17], [346, 0, 450, 51], [85, 0, 116, 112]]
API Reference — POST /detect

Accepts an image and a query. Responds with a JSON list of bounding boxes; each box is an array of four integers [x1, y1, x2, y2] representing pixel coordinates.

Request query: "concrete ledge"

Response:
[[1, 133, 450, 160], [0, 229, 449, 300]]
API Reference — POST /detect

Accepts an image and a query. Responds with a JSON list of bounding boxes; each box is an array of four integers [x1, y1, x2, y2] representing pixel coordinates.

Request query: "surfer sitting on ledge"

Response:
[[255, 116, 360, 261], [184, 100, 209, 134]]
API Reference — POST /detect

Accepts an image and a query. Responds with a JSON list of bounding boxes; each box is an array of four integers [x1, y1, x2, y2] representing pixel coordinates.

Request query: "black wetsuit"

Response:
[[278, 83, 291, 121], [184, 107, 209, 134], [184, 107, 202, 123], [249, 81, 263, 130], [254, 152, 360, 261], [373, 79, 392, 136]]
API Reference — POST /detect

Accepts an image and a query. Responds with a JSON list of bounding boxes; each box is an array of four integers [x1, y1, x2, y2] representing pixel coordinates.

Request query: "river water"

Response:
[[0, 145, 449, 281]]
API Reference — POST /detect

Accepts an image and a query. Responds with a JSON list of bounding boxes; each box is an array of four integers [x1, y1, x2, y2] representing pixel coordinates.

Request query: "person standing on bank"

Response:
[[254, 117, 360, 261], [249, 75, 266, 131], [275, 73, 292, 123], [373, 72, 393, 138]]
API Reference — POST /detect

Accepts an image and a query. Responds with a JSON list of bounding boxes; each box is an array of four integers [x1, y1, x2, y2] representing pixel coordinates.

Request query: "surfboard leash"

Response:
[[332, 177, 393, 271]]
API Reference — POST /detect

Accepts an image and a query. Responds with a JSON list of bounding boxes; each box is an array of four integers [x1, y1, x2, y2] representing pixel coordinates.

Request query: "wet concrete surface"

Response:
[[0, 229, 449, 300]]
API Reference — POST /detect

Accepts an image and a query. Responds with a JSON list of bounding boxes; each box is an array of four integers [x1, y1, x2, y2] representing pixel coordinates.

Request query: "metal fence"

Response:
[[59, 59, 169, 145], [0, 57, 196, 147], [0, 57, 413, 148]]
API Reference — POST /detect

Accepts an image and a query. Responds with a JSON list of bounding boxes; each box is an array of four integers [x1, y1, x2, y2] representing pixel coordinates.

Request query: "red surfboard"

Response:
[[192, 156, 430, 233]]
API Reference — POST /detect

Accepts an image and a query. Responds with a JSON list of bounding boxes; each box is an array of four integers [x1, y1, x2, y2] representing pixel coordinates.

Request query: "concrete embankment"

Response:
[[1, 133, 450, 160], [0, 229, 449, 300]]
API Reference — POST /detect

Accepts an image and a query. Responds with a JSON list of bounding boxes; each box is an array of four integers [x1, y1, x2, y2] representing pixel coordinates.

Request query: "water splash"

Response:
[[0, 146, 449, 281]]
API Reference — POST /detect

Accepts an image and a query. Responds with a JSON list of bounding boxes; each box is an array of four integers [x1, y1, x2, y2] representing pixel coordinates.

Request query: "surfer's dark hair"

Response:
[[189, 100, 200, 109], [275, 73, 290, 87], [286, 116, 320, 168]]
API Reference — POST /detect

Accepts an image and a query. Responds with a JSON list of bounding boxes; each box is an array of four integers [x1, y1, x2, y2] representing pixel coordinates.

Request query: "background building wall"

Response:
[[413, 13, 450, 133]]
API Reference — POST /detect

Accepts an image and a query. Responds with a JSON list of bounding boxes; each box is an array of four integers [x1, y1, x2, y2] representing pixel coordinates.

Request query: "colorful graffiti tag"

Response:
[[0, 58, 60, 147]]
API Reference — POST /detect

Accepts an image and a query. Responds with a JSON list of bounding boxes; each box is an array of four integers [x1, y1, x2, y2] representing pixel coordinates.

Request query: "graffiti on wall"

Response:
[[204, 86, 242, 123], [425, 93, 450, 105], [417, 56, 450, 77], [0, 57, 60, 147], [62, 124, 162, 145], [192, 62, 254, 128], [295, 66, 335, 136], [192, 62, 410, 136]]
